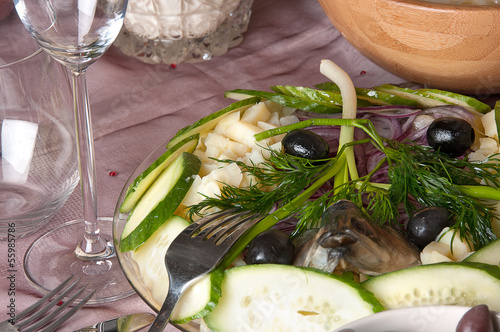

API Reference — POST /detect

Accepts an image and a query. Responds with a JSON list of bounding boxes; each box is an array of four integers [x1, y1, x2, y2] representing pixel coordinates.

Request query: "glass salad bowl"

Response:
[[113, 76, 500, 331], [113, 137, 200, 332]]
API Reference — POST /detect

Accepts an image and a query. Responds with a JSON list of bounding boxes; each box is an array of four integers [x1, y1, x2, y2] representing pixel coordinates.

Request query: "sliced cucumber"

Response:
[[172, 269, 224, 324], [315, 82, 419, 107], [203, 264, 384, 332], [465, 238, 500, 266], [120, 152, 201, 252], [131, 215, 190, 307], [374, 84, 452, 108], [363, 262, 500, 311], [130, 215, 223, 323], [120, 134, 200, 214], [167, 97, 260, 149], [417, 88, 491, 114], [224, 90, 255, 101]]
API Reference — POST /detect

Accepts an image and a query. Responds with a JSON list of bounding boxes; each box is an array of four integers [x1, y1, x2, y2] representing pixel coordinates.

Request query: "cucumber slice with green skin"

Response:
[[167, 97, 260, 149], [363, 262, 500, 311], [465, 238, 500, 266], [224, 91, 255, 101], [225, 88, 343, 114], [315, 82, 419, 107], [130, 215, 223, 323], [131, 215, 190, 308], [120, 134, 200, 214], [417, 88, 491, 115], [271, 85, 373, 108], [374, 84, 452, 108], [120, 152, 201, 252], [203, 264, 384, 332], [172, 269, 224, 324]]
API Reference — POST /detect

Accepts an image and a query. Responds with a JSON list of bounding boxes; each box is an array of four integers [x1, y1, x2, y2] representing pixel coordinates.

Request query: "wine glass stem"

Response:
[[72, 69, 113, 259]]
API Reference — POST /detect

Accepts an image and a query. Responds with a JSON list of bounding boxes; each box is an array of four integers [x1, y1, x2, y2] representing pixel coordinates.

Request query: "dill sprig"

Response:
[[291, 178, 399, 236], [385, 141, 500, 187], [383, 140, 499, 247]]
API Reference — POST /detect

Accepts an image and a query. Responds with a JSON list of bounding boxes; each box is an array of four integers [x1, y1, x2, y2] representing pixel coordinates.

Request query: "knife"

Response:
[[73, 312, 155, 332]]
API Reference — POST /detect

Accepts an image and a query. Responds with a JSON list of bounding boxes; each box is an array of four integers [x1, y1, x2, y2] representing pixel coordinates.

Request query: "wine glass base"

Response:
[[24, 218, 135, 305]]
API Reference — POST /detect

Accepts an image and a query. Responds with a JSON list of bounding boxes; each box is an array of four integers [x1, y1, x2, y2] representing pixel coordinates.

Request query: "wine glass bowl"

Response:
[[15, 0, 127, 71], [0, 47, 78, 239]]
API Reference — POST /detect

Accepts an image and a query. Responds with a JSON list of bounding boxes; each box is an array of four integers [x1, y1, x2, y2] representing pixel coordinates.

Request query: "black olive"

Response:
[[426, 117, 475, 157], [245, 229, 295, 265], [456, 305, 494, 332], [406, 206, 452, 250], [282, 129, 330, 160]]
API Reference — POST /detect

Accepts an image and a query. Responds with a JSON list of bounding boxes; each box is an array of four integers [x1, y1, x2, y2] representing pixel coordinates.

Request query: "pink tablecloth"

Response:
[[0, 0, 405, 330]]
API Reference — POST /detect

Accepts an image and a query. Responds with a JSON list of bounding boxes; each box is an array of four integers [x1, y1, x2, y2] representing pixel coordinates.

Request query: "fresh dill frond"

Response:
[[291, 178, 398, 236], [386, 141, 500, 187], [383, 140, 499, 247]]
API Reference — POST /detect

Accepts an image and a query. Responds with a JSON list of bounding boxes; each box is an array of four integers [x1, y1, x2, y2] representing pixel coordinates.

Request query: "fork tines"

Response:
[[189, 209, 261, 245], [12, 276, 94, 332]]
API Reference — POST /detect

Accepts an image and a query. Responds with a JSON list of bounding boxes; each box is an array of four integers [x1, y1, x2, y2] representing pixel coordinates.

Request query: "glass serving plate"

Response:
[[113, 138, 200, 332]]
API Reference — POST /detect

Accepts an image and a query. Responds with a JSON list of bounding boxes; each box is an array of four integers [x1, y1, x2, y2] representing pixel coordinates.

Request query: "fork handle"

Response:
[[147, 287, 182, 332]]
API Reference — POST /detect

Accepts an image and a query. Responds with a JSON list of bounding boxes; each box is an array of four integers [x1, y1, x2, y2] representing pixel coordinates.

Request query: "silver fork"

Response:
[[0, 276, 94, 332], [148, 209, 265, 332]]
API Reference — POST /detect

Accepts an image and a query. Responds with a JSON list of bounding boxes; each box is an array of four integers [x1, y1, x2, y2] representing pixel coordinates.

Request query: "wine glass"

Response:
[[15, 0, 134, 303]]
